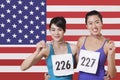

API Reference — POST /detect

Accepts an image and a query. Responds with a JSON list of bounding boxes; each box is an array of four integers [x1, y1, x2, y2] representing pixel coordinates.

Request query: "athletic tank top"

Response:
[[78, 37, 107, 80], [46, 43, 73, 80]]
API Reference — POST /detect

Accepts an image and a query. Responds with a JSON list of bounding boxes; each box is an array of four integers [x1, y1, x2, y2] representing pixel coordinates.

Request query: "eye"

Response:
[[88, 22, 92, 25], [50, 28, 55, 31], [58, 28, 63, 31], [96, 21, 100, 24]]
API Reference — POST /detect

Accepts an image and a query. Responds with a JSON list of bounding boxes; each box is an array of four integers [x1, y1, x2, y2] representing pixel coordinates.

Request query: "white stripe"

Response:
[[48, 41, 120, 47], [0, 53, 32, 59], [47, 18, 120, 24], [0, 45, 36, 47], [115, 54, 120, 60], [0, 53, 120, 59], [47, 29, 120, 36], [0, 66, 48, 72], [0, 66, 119, 72], [114, 41, 120, 47], [47, 5, 120, 12], [105, 66, 120, 72], [69, 41, 120, 47]]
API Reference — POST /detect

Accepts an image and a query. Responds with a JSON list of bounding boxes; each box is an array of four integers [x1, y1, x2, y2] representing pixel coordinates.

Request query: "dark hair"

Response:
[[85, 10, 103, 24], [49, 16, 66, 32]]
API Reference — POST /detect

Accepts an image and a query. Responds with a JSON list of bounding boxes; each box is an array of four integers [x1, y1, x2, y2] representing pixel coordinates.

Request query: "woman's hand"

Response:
[[44, 73, 50, 80], [107, 41, 116, 55], [36, 40, 46, 53]]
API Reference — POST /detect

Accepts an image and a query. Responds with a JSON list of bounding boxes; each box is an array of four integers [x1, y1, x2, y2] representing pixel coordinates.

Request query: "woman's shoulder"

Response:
[[78, 36, 87, 41]]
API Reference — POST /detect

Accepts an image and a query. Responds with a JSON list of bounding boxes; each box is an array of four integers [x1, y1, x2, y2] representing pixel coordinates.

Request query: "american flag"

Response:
[[0, 0, 120, 80]]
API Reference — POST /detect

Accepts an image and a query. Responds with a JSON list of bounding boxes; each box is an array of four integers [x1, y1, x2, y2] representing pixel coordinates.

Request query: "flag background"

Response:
[[0, 0, 120, 80]]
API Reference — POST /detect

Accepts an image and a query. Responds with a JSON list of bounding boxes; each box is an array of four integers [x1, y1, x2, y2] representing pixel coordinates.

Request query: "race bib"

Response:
[[76, 49, 100, 74], [52, 54, 74, 76]]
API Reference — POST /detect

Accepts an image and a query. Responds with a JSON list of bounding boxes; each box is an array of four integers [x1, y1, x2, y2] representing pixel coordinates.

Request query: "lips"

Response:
[[54, 36, 60, 38], [93, 28, 98, 32]]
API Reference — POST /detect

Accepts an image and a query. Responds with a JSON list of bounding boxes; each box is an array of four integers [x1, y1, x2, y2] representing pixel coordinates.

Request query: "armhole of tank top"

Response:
[[81, 36, 87, 49], [67, 43, 73, 54]]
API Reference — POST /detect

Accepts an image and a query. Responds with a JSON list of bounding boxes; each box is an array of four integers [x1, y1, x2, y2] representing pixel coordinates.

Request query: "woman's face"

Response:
[[50, 24, 65, 42], [86, 15, 103, 36]]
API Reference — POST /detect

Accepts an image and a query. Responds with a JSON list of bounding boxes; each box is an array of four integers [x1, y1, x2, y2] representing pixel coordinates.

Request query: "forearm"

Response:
[[21, 51, 39, 71], [107, 53, 116, 78]]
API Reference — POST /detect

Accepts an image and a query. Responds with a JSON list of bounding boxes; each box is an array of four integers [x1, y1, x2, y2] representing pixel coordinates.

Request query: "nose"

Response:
[[92, 23, 97, 28], [55, 30, 59, 34]]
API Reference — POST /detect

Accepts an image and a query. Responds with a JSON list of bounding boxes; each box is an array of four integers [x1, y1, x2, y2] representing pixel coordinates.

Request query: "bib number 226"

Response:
[[55, 60, 71, 70]]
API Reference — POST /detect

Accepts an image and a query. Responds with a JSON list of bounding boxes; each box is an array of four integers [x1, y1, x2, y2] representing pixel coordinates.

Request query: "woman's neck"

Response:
[[91, 34, 103, 40], [52, 40, 66, 48]]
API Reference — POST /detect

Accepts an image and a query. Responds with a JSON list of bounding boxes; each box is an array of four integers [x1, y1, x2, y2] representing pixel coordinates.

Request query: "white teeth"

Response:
[[93, 29, 98, 32]]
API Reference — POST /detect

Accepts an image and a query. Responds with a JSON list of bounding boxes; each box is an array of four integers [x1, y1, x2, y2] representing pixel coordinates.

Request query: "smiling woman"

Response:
[[76, 10, 116, 80], [21, 16, 77, 80]]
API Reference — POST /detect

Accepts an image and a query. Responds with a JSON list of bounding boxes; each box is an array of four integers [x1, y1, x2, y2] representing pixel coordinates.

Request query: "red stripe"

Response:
[[0, 72, 119, 80], [47, 0, 120, 5], [47, 24, 120, 29], [0, 73, 45, 80], [0, 59, 119, 66], [0, 47, 35, 53], [47, 36, 120, 41], [0, 47, 119, 54], [47, 12, 120, 18]]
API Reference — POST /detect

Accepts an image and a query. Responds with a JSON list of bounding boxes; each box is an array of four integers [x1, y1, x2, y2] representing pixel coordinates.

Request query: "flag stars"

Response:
[[30, 39, 34, 43], [12, 5, 17, 9], [18, 39, 22, 43], [24, 15, 28, 19], [35, 16, 39, 20], [6, 9, 11, 13], [24, 25, 28, 29], [0, 33, 5, 37], [29, 1, 34, 5], [41, 11, 45, 15], [1, 13, 5, 18], [18, 0, 22, 5], [35, 25, 39, 29], [41, 1, 45, 6], [6, 38, 11, 43], [30, 20, 34, 25], [35, 6, 39, 10], [18, 10, 23, 14], [6, 19, 11, 23], [0, 3, 5, 8], [24, 6, 28, 10], [18, 29, 23, 33], [18, 19, 22, 24], [41, 30, 45, 34], [30, 30, 34, 34], [12, 14, 17, 19], [30, 11, 34, 15], [12, 34, 17, 38], [12, 24, 17, 28], [6, 0, 11, 4], [35, 35, 39, 39], [7, 28, 11, 33], [41, 21, 45, 25], [24, 34, 28, 39], [0, 0, 46, 44], [1, 23, 5, 28]]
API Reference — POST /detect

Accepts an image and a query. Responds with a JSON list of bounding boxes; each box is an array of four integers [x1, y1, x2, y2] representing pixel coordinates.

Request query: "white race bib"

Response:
[[76, 49, 100, 74], [52, 54, 74, 76]]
